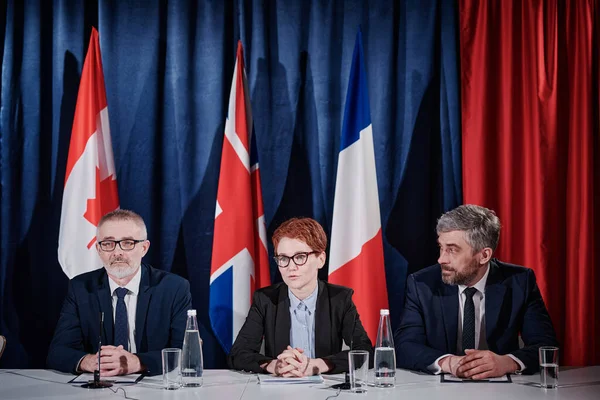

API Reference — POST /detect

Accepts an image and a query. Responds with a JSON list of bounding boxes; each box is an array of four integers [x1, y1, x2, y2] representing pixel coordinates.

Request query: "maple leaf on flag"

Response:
[[84, 167, 119, 229], [58, 28, 120, 278]]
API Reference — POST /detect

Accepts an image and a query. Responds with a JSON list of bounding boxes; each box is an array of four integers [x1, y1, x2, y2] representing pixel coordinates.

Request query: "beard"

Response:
[[441, 258, 481, 286], [104, 259, 140, 279]]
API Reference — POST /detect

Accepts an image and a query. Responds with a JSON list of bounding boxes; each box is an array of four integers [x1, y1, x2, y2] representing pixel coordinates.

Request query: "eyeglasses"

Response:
[[274, 251, 320, 268], [98, 239, 146, 252]]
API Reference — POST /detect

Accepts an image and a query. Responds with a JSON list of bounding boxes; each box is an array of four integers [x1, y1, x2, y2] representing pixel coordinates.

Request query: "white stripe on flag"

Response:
[[210, 248, 254, 285], [215, 200, 223, 219], [257, 215, 267, 250], [232, 248, 254, 339], [96, 109, 116, 179], [328, 123, 381, 275], [224, 117, 250, 173]]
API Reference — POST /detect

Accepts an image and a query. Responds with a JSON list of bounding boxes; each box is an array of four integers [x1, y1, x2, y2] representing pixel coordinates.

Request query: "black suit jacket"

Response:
[[228, 280, 373, 374], [394, 259, 558, 374], [47, 263, 192, 375]]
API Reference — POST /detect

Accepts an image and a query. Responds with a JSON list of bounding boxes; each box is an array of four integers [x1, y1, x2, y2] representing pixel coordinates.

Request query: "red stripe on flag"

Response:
[[211, 136, 253, 273], [64, 27, 108, 184], [234, 43, 250, 154], [329, 230, 387, 342], [251, 167, 270, 289]]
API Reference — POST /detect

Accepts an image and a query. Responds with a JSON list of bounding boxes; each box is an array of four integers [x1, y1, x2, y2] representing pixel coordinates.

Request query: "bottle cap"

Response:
[[187, 309, 197, 316], [380, 309, 390, 315]]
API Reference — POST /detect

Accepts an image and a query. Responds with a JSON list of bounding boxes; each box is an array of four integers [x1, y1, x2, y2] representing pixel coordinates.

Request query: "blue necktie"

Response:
[[462, 287, 477, 354], [114, 287, 129, 351]]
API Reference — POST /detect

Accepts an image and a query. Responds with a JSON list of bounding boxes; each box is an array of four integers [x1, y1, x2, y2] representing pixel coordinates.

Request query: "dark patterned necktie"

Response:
[[462, 287, 477, 354], [114, 287, 129, 351]]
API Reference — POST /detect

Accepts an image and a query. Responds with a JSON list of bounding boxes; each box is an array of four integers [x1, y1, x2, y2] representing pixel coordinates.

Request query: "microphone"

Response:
[[81, 312, 113, 389], [331, 309, 357, 390], [350, 309, 357, 351]]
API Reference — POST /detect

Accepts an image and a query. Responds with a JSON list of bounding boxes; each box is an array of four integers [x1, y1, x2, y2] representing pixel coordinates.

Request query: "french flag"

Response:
[[209, 41, 271, 353], [328, 30, 388, 342], [58, 28, 119, 279]]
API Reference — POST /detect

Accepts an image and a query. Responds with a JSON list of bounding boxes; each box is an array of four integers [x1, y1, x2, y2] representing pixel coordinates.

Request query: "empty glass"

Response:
[[348, 350, 369, 393], [162, 348, 182, 390]]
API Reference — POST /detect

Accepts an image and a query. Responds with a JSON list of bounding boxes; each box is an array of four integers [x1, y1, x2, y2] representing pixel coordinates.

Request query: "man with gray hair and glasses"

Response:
[[47, 209, 192, 376], [395, 204, 558, 379]]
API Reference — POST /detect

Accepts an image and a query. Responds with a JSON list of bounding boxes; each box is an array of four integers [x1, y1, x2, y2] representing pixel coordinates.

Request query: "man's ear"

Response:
[[142, 240, 151, 256], [479, 247, 493, 265]]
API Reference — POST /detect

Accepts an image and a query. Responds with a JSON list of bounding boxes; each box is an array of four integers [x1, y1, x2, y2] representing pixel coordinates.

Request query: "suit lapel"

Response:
[[135, 265, 153, 350], [484, 263, 506, 345], [97, 272, 114, 346], [274, 284, 291, 355], [314, 281, 330, 357], [439, 283, 459, 354]]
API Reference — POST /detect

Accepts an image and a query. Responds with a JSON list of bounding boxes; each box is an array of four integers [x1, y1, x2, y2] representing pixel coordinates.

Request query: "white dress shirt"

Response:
[[76, 267, 142, 371], [429, 265, 525, 374], [456, 265, 490, 354], [108, 267, 141, 354]]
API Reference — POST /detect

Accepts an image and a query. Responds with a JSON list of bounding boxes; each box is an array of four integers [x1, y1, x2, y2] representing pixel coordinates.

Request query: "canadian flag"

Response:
[[58, 28, 119, 279]]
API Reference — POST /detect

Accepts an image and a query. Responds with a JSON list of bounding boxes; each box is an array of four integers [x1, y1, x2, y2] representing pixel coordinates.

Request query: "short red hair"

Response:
[[272, 217, 327, 254]]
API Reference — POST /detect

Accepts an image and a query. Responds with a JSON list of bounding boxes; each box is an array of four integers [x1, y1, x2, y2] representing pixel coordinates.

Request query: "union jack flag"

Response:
[[209, 41, 271, 353]]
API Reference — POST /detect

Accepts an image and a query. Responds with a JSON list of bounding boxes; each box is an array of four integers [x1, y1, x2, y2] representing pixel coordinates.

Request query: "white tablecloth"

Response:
[[1, 367, 599, 400]]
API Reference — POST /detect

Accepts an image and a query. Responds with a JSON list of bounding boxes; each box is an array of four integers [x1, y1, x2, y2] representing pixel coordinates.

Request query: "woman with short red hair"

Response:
[[228, 217, 373, 376]]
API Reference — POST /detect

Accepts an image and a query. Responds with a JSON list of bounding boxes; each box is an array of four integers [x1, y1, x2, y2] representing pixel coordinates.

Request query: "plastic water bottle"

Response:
[[181, 309, 203, 387], [374, 309, 396, 388]]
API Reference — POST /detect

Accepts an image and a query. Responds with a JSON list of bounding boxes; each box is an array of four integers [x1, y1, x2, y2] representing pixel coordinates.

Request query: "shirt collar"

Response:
[[108, 266, 142, 296], [288, 283, 319, 312], [458, 264, 490, 295]]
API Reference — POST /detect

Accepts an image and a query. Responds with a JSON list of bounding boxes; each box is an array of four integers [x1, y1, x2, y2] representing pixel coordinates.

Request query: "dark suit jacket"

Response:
[[394, 259, 558, 374], [228, 280, 373, 374], [47, 263, 192, 376]]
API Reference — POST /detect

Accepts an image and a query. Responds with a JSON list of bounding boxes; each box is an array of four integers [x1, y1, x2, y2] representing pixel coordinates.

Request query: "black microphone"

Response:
[[350, 309, 357, 351], [331, 310, 357, 390], [82, 312, 113, 389]]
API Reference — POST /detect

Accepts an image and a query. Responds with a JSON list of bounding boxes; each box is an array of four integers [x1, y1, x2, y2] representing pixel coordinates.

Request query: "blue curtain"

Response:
[[0, 0, 461, 369]]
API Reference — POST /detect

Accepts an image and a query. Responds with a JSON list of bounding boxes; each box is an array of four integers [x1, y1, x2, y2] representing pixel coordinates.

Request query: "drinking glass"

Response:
[[539, 346, 559, 389], [162, 348, 182, 390], [348, 350, 369, 393]]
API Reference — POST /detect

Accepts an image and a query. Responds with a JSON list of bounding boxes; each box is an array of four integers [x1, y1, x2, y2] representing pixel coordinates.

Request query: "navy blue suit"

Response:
[[395, 259, 558, 374], [47, 263, 192, 375]]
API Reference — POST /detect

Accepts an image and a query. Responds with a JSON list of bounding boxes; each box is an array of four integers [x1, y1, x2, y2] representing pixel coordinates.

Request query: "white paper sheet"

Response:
[[257, 374, 325, 385]]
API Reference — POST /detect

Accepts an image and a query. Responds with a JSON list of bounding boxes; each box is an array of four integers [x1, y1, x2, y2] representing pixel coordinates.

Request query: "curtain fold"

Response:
[[460, 0, 599, 365], [0, 0, 461, 368]]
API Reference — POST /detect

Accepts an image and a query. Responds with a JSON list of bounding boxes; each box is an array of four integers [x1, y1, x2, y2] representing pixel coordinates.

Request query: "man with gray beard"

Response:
[[47, 210, 192, 376], [395, 205, 558, 379]]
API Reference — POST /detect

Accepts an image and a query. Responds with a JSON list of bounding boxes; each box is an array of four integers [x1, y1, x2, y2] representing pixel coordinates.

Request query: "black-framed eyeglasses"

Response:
[[273, 251, 320, 268], [98, 239, 146, 252]]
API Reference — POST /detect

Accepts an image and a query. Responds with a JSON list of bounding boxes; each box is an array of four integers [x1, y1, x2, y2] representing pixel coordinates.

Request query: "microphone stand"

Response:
[[331, 311, 357, 390], [82, 312, 113, 389]]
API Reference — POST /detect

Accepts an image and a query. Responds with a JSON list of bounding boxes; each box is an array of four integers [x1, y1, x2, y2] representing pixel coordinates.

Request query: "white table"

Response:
[[1, 368, 599, 400]]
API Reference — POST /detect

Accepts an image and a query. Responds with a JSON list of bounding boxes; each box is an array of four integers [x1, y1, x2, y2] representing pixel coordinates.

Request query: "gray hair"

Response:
[[436, 204, 501, 252], [96, 209, 147, 239]]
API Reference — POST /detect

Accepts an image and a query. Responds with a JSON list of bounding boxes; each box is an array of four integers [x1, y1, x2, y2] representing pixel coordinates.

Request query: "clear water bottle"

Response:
[[181, 309, 203, 387], [374, 309, 396, 387]]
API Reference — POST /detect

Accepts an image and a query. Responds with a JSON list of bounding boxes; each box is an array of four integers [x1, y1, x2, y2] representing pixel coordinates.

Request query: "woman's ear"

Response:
[[317, 251, 326, 269]]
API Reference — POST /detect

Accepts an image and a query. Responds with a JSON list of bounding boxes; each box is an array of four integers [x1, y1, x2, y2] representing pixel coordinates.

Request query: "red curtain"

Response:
[[459, 0, 599, 366]]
